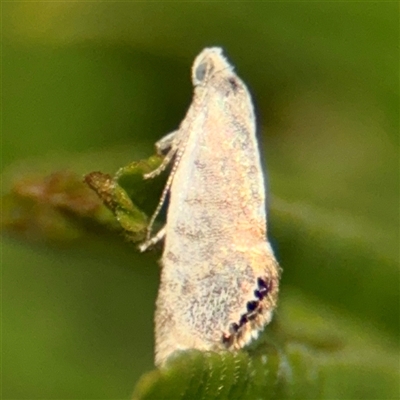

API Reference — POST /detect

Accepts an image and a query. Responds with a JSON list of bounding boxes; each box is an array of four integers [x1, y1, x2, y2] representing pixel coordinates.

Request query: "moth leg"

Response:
[[139, 225, 166, 252], [143, 164, 176, 242], [144, 130, 179, 180], [155, 131, 178, 155], [144, 128, 188, 242]]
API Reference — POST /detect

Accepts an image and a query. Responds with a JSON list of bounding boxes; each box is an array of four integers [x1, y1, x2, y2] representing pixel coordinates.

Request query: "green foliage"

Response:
[[85, 155, 165, 243], [2, 170, 117, 243], [2, 2, 398, 399], [132, 340, 322, 400], [132, 290, 399, 400]]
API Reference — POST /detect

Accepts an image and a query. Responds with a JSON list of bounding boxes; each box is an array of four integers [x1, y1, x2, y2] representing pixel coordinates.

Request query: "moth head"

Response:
[[191, 47, 234, 87]]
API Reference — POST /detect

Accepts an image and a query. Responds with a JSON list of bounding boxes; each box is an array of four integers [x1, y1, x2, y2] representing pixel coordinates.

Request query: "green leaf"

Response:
[[84, 154, 166, 243], [1, 170, 118, 243], [132, 291, 399, 399]]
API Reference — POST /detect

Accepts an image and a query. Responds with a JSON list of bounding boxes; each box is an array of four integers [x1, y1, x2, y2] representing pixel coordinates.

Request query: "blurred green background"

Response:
[[2, 3, 399, 399]]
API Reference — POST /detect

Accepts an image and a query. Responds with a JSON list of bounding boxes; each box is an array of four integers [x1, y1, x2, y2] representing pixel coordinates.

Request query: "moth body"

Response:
[[142, 47, 280, 367]]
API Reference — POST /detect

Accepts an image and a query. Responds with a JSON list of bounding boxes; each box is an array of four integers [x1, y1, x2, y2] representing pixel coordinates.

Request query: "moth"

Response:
[[140, 47, 280, 367]]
